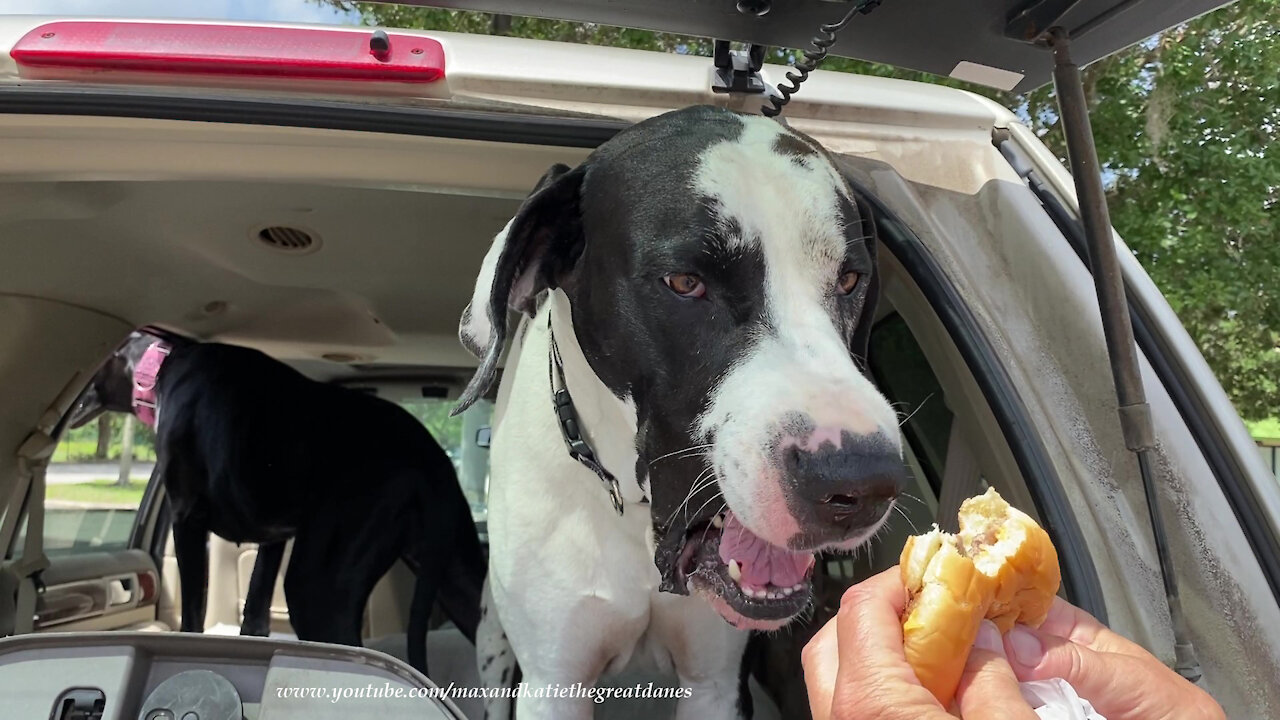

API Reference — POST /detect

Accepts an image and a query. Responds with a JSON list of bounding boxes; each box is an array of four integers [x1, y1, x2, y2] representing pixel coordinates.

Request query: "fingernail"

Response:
[[974, 620, 1003, 653], [1008, 626, 1045, 666]]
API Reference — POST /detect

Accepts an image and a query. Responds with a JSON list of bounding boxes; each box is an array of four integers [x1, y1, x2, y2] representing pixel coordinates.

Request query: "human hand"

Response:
[[801, 566, 1039, 720], [1003, 597, 1224, 720]]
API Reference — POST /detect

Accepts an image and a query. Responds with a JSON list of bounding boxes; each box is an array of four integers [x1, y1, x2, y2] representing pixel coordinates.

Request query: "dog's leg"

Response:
[[283, 532, 364, 648], [240, 540, 285, 636], [172, 517, 210, 633], [674, 658, 754, 720], [476, 578, 518, 720], [497, 590, 647, 720], [651, 592, 754, 720]]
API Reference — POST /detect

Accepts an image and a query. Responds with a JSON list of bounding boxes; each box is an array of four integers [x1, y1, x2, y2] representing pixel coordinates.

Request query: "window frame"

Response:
[[854, 179, 1108, 622]]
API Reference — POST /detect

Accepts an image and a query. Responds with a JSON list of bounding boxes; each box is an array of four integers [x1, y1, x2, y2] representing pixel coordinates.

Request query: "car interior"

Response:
[[0, 119, 1053, 719]]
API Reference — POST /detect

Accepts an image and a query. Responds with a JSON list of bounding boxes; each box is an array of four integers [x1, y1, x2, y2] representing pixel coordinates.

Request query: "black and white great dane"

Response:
[[454, 105, 906, 719]]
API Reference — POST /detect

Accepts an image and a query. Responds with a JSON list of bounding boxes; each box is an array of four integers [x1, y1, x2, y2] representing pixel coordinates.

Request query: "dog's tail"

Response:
[[406, 547, 436, 674], [435, 505, 486, 644], [405, 484, 485, 673]]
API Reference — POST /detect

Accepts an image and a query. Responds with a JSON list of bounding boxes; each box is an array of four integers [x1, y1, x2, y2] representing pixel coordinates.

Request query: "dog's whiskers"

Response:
[[665, 465, 718, 526], [891, 502, 920, 535], [898, 491, 928, 510], [648, 444, 714, 467], [696, 499, 729, 547], [897, 393, 934, 427], [689, 493, 726, 527]]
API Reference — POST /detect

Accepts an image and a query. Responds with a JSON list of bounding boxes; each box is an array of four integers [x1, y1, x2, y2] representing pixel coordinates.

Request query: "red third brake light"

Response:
[[12, 21, 445, 83]]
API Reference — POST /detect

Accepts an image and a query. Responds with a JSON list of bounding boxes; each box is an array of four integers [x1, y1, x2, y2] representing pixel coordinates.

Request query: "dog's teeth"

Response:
[[753, 588, 768, 599], [728, 559, 741, 582], [781, 586, 793, 597], [791, 582, 804, 592], [711, 514, 724, 529]]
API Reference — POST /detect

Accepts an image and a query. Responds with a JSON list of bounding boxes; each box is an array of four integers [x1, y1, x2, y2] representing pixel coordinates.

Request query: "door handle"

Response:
[[106, 578, 133, 607]]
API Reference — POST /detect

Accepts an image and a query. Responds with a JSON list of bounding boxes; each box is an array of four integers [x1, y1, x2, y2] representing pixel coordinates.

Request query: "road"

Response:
[[46, 462, 154, 485]]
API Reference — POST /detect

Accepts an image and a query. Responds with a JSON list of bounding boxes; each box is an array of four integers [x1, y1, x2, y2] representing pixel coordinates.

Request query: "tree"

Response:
[[335, 1, 1280, 418], [95, 414, 111, 459], [1058, 2, 1280, 421]]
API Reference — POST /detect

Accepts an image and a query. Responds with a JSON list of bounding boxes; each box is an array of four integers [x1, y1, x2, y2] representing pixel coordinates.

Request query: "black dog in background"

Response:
[[68, 333, 484, 674]]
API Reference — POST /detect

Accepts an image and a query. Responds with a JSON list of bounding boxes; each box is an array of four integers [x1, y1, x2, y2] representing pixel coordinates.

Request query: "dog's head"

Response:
[[457, 106, 903, 631], [65, 332, 156, 429]]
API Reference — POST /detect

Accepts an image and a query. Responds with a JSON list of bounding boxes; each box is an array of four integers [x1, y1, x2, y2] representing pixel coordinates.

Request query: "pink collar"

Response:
[[131, 341, 170, 428]]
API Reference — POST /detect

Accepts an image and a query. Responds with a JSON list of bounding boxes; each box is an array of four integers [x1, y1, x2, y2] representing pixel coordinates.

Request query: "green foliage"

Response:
[[1247, 417, 1280, 440], [399, 400, 463, 453], [334, 0, 1280, 419], [54, 414, 156, 463], [1083, 2, 1280, 421]]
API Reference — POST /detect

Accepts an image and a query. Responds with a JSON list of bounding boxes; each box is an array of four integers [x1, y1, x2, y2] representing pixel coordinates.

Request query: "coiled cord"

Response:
[[762, 0, 882, 118]]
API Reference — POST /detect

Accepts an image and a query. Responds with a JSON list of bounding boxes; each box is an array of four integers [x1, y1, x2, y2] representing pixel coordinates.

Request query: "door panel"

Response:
[[17, 408, 165, 634], [33, 549, 162, 632]]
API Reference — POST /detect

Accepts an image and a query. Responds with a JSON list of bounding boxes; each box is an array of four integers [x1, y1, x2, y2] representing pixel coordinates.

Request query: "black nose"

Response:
[[782, 431, 905, 545]]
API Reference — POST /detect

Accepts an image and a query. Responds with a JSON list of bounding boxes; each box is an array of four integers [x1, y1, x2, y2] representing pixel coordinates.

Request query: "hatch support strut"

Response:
[[1046, 28, 1201, 683]]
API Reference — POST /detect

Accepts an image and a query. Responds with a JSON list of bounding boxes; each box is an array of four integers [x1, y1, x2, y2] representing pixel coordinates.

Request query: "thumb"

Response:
[[955, 621, 1037, 720], [1005, 624, 1171, 719]]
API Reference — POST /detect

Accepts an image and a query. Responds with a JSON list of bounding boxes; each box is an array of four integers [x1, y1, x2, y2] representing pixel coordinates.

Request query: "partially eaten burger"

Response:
[[899, 487, 1062, 706]]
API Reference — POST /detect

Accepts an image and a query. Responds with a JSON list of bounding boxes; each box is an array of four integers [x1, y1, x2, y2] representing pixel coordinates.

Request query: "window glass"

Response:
[[866, 313, 955, 500], [17, 411, 153, 558], [397, 398, 493, 526]]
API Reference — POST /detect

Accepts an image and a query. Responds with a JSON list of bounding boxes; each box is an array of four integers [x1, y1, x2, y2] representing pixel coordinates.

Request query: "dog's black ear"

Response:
[[454, 163, 587, 415], [850, 193, 880, 367]]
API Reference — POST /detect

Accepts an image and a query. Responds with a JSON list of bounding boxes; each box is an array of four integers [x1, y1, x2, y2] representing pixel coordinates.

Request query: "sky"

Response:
[[2, 0, 360, 25]]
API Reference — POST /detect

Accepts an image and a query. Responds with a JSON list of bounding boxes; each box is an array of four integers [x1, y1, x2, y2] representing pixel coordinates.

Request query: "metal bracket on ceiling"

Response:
[[712, 40, 768, 94], [1007, 0, 1145, 43], [1006, 0, 1082, 41]]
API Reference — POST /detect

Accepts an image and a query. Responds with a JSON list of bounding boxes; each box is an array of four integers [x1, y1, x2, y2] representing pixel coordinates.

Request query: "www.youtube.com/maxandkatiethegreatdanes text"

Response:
[[275, 681, 694, 705]]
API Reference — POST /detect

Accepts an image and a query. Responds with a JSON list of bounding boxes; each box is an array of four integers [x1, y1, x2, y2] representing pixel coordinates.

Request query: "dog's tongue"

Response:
[[718, 511, 813, 588]]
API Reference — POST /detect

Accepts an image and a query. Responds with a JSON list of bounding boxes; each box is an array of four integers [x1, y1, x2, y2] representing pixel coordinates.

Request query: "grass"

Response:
[[1246, 417, 1280, 441], [46, 480, 148, 506], [51, 438, 156, 463]]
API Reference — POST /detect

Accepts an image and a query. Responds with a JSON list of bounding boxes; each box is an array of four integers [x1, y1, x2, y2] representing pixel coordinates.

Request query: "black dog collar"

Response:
[[547, 316, 626, 515]]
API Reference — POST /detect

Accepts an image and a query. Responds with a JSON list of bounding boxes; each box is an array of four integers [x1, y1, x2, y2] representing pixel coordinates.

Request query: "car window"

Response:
[[867, 312, 955, 500], [11, 411, 152, 558], [397, 398, 493, 526]]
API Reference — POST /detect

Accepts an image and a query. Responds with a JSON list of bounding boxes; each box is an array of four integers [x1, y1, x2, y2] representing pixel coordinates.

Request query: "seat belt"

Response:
[[2, 370, 100, 636], [9, 430, 55, 635]]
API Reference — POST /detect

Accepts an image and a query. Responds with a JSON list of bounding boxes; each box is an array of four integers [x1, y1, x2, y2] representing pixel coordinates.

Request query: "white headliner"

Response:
[[1, 179, 518, 380], [0, 115, 594, 382]]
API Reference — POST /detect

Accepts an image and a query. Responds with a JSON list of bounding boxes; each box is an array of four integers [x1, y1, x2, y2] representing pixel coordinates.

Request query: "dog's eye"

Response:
[[663, 273, 706, 299], [837, 271, 860, 295]]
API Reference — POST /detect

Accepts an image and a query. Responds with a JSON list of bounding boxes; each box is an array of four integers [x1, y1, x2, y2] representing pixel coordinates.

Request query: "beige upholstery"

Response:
[[163, 531, 415, 638]]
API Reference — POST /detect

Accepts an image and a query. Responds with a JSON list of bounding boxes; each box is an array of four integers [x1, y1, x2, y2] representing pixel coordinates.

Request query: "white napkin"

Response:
[[1019, 678, 1107, 720]]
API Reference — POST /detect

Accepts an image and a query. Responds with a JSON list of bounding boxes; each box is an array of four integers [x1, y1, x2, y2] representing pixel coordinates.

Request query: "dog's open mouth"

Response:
[[676, 510, 816, 630]]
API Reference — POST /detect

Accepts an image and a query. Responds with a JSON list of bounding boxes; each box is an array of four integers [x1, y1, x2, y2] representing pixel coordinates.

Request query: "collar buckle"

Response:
[[554, 388, 594, 461], [549, 319, 625, 516]]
